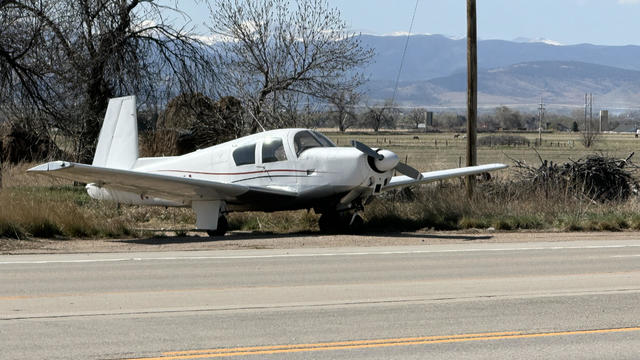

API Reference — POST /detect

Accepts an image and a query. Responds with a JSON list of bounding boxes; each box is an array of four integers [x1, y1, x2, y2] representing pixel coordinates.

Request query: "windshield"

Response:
[[293, 131, 323, 157], [312, 131, 336, 147]]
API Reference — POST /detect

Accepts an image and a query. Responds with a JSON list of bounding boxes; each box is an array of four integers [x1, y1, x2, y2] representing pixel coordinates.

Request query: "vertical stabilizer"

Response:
[[92, 96, 139, 169]]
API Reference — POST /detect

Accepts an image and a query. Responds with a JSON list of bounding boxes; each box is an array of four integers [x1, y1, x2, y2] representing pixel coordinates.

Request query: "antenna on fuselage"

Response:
[[247, 110, 266, 132]]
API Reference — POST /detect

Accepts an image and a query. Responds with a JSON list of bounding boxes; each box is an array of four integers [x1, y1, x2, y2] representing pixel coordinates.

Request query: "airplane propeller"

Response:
[[351, 140, 423, 180]]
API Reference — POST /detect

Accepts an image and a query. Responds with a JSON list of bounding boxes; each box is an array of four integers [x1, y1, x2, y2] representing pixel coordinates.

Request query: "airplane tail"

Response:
[[92, 95, 139, 169]]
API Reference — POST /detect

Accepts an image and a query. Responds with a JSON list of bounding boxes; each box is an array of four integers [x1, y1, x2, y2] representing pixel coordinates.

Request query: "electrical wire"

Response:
[[390, 0, 420, 107]]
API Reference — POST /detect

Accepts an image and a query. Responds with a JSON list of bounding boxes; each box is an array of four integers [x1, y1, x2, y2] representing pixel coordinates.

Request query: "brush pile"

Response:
[[510, 152, 638, 202]]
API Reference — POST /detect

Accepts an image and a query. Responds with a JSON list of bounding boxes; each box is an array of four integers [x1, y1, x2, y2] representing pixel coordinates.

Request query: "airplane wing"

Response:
[[27, 161, 297, 203], [384, 163, 508, 191]]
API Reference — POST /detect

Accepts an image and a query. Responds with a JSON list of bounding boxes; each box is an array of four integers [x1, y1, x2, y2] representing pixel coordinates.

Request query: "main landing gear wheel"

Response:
[[348, 212, 364, 233], [206, 215, 228, 237], [318, 212, 341, 234], [318, 212, 364, 234]]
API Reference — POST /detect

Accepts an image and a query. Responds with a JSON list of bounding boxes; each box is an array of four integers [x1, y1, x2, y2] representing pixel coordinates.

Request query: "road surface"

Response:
[[1, 239, 640, 359]]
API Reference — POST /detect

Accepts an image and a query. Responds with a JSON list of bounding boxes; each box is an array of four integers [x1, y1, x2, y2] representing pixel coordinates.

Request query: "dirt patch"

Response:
[[2, 230, 639, 254]]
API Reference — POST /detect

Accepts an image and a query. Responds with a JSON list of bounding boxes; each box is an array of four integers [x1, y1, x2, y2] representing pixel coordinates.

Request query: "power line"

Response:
[[390, 0, 420, 107]]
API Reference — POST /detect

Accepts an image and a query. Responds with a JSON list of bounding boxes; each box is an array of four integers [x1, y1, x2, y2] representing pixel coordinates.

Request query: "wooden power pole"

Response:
[[466, 0, 477, 198]]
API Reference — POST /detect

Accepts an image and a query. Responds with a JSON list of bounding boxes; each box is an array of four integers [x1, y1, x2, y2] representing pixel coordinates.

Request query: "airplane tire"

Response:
[[348, 213, 365, 234], [318, 212, 341, 234], [207, 215, 228, 237]]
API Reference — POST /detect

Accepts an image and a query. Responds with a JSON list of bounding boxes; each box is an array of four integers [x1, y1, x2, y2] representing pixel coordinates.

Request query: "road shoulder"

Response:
[[2, 230, 639, 254]]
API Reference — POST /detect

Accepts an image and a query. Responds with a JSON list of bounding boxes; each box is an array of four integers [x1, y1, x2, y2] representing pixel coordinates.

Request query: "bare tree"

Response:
[[495, 106, 522, 130], [406, 108, 427, 129], [209, 0, 373, 131], [571, 107, 600, 148], [581, 118, 600, 148], [364, 100, 395, 132], [0, 0, 54, 117], [0, 0, 216, 162], [327, 90, 359, 132]]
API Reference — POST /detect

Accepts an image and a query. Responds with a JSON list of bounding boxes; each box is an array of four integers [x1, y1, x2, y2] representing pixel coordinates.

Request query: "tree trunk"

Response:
[[0, 139, 3, 189], [77, 66, 111, 163]]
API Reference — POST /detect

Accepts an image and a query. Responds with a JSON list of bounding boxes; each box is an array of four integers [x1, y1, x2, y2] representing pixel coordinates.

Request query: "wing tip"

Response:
[[27, 161, 72, 172], [484, 163, 509, 170]]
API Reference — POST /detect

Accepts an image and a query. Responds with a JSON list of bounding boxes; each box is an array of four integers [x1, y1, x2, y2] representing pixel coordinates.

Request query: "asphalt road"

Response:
[[1, 239, 640, 359]]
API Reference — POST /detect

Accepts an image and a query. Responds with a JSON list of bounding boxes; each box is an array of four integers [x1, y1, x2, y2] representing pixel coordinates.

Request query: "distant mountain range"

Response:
[[358, 34, 640, 109]]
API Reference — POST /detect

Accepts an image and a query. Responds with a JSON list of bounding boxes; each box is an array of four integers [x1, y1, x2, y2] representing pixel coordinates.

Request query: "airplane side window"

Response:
[[233, 143, 256, 166], [262, 137, 287, 163], [293, 131, 322, 157]]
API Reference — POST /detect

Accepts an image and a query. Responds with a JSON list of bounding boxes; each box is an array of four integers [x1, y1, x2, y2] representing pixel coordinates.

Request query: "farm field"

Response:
[[325, 131, 640, 172]]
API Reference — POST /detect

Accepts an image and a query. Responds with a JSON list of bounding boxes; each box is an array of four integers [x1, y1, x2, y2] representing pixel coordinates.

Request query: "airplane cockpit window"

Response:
[[311, 131, 336, 147], [293, 131, 323, 157], [262, 137, 287, 163], [233, 143, 256, 166]]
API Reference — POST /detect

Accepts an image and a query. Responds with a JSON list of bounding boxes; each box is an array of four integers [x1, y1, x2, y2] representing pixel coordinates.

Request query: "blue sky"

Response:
[[176, 0, 640, 46]]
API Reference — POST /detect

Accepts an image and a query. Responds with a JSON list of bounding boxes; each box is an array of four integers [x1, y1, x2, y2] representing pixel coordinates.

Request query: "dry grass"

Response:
[[365, 181, 640, 233], [228, 211, 319, 233], [1, 162, 71, 188], [0, 186, 131, 238], [4, 130, 640, 240]]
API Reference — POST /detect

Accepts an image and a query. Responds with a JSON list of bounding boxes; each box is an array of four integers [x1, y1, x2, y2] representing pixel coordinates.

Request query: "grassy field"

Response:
[[2, 131, 640, 240]]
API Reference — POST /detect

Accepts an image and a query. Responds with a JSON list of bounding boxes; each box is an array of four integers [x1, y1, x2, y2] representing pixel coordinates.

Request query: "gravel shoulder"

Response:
[[2, 230, 640, 254]]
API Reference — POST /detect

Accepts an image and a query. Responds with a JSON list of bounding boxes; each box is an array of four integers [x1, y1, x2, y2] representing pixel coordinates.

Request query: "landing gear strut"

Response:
[[206, 215, 228, 237]]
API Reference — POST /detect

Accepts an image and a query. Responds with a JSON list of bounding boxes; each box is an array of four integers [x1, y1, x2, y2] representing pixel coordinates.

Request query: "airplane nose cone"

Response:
[[373, 149, 399, 172]]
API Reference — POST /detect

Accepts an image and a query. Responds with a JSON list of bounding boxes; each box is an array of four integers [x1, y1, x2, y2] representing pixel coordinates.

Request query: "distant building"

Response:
[[600, 110, 609, 132]]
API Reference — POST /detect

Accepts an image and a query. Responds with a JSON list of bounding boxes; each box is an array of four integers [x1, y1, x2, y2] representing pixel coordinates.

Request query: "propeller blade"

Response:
[[351, 140, 384, 160], [395, 162, 423, 180]]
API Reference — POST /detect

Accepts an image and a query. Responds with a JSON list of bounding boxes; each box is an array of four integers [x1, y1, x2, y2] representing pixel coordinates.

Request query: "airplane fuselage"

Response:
[[86, 128, 393, 213]]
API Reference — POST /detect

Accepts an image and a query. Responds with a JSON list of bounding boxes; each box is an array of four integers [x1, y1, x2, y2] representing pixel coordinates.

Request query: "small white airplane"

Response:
[[29, 96, 507, 235]]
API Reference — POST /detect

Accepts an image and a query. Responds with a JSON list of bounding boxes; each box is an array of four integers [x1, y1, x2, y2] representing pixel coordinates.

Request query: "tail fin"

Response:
[[92, 95, 139, 169]]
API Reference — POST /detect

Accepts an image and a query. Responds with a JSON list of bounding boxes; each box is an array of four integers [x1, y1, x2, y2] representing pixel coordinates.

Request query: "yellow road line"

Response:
[[162, 331, 520, 355], [128, 326, 640, 360]]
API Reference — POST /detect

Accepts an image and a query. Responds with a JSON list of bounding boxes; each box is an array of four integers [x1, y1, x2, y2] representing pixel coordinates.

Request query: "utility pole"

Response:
[[466, 0, 477, 198], [538, 96, 545, 145]]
